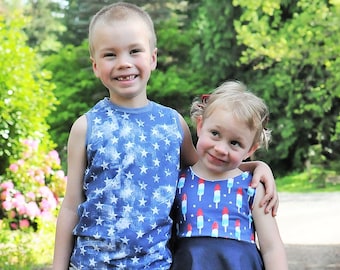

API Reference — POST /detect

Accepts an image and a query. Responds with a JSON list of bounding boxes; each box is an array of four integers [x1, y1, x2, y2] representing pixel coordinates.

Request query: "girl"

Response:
[[171, 81, 288, 270]]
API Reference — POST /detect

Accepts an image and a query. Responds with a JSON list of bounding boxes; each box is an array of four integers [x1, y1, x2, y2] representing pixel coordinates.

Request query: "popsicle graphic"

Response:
[[235, 219, 241, 240], [248, 213, 253, 228], [211, 221, 219, 237], [241, 171, 249, 180], [213, 184, 221, 208], [250, 232, 255, 243], [236, 187, 243, 213], [227, 178, 234, 193], [197, 208, 204, 234], [177, 173, 186, 194], [247, 184, 255, 201], [186, 223, 192, 237], [197, 178, 205, 201], [222, 207, 229, 232], [181, 193, 187, 221]]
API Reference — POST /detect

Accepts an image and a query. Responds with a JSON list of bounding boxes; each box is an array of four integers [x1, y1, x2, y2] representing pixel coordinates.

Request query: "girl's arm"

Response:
[[252, 183, 288, 270], [52, 116, 87, 270], [240, 161, 278, 216]]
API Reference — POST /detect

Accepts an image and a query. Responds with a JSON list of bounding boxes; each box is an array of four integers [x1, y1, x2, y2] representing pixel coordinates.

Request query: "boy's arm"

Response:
[[178, 114, 198, 167], [239, 161, 278, 216], [53, 116, 87, 270]]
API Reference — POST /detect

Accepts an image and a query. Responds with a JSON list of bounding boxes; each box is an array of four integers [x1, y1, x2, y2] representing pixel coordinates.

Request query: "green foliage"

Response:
[[188, 1, 241, 86], [232, 0, 340, 174], [0, 218, 55, 269], [44, 42, 106, 160], [0, 12, 57, 174]]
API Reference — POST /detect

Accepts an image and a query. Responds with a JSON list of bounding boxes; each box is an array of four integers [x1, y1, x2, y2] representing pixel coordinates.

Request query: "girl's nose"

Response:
[[214, 142, 228, 155]]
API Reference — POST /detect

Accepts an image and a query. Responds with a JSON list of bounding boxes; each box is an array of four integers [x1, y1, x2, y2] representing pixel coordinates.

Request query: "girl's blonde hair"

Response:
[[191, 80, 271, 149], [88, 2, 157, 57]]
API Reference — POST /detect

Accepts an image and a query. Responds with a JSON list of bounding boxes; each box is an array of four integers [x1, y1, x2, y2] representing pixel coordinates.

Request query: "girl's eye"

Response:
[[211, 130, 219, 137], [231, 140, 241, 147]]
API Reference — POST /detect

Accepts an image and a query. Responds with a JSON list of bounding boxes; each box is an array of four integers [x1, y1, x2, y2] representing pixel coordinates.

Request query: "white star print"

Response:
[[139, 134, 147, 141], [95, 201, 103, 209], [140, 165, 148, 174], [136, 230, 145, 238], [139, 197, 147, 206]]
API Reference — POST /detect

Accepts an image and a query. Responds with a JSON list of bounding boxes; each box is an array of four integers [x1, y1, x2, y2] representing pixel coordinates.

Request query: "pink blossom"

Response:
[[48, 150, 61, 165], [17, 159, 24, 166], [26, 191, 36, 201], [55, 170, 65, 179], [10, 222, 18, 230], [0, 181, 14, 190], [19, 219, 30, 229], [13, 193, 25, 208], [26, 201, 41, 218], [2, 200, 13, 211], [9, 163, 19, 172], [17, 204, 27, 216], [39, 186, 53, 197]]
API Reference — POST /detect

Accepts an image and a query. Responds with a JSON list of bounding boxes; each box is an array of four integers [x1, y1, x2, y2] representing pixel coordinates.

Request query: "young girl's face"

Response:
[[90, 17, 157, 107], [195, 107, 258, 179]]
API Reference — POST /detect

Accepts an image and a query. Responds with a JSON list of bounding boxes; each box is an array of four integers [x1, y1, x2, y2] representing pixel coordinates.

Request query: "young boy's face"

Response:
[[195, 107, 258, 178], [91, 17, 157, 107]]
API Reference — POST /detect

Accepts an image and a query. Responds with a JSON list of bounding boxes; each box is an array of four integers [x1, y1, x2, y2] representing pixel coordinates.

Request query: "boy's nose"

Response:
[[117, 54, 133, 69]]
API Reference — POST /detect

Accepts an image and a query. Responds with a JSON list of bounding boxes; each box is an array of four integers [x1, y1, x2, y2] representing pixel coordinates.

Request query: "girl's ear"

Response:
[[245, 143, 259, 160], [196, 116, 203, 137]]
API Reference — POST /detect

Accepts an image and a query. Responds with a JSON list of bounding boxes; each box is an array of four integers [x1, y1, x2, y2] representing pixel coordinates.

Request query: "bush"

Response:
[[0, 138, 66, 231]]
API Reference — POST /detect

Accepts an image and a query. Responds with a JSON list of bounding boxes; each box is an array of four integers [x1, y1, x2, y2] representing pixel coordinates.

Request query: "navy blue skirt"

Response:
[[171, 237, 264, 270]]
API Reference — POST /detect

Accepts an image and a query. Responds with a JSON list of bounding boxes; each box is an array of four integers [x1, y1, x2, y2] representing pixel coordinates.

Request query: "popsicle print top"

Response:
[[173, 167, 257, 243]]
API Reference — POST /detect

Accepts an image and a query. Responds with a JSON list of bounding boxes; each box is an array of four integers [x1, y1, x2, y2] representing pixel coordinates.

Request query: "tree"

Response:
[[0, 8, 56, 174], [233, 0, 340, 174], [22, 0, 66, 54]]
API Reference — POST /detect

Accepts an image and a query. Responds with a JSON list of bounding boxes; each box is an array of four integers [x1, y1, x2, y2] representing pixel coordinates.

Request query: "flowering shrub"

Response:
[[0, 138, 67, 230]]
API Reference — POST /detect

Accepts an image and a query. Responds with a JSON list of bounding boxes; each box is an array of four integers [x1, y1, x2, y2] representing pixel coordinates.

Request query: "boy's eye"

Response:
[[131, 49, 141, 54], [104, 53, 115, 57]]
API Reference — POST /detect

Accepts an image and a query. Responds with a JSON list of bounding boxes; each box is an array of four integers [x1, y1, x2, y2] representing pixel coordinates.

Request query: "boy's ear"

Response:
[[151, 48, 158, 70], [91, 56, 100, 78]]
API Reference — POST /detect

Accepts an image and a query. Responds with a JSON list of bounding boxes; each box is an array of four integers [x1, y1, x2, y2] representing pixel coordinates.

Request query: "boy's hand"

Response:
[[250, 161, 278, 216]]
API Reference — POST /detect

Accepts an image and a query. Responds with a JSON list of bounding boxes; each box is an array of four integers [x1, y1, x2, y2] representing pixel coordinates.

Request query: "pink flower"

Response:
[[55, 170, 65, 180], [9, 163, 19, 172], [10, 222, 18, 230], [0, 181, 14, 190], [2, 200, 13, 211], [13, 193, 25, 208], [19, 219, 30, 229], [26, 192, 36, 201], [26, 202, 41, 218], [48, 150, 61, 165]]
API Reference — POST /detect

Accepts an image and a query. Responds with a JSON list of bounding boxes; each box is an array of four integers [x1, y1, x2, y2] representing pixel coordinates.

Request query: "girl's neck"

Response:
[[191, 162, 243, 181]]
